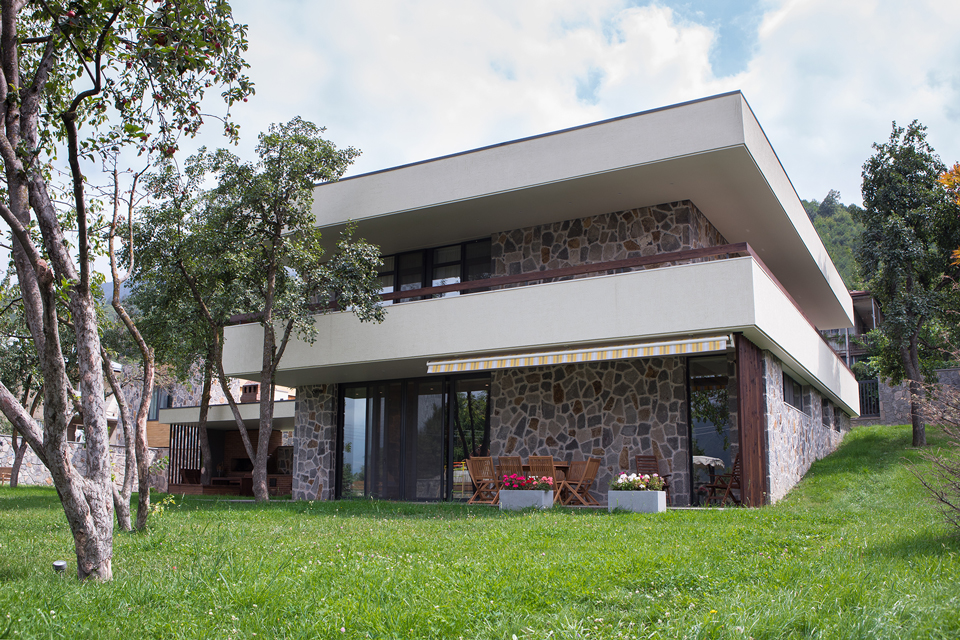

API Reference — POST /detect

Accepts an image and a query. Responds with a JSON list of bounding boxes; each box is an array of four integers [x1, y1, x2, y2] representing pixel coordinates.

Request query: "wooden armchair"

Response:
[[497, 456, 523, 482], [635, 455, 671, 503], [466, 457, 500, 505], [527, 456, 560, 503], [702, 453, 742, 506]]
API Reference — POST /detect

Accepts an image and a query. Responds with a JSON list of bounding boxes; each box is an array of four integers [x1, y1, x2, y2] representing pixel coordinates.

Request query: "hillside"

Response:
[[803, 189, 864, 289]]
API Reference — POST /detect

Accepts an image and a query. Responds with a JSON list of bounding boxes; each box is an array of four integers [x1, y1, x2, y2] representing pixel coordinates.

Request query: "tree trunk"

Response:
[[103, 360, 135, 532], [902, 338, 927, 447], [10, 439, 27, 488], [198, 358, 214, 485]]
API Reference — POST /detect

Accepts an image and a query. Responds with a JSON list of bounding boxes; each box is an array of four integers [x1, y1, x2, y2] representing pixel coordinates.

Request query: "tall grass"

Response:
[[1, 424, 958, 639]]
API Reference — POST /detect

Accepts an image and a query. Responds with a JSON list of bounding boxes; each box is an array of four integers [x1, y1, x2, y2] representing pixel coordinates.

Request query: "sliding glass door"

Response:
[[337, 375, 490, 501]]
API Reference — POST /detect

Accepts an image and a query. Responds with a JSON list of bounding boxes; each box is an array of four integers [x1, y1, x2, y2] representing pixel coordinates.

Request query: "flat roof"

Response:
[[310, 91, 853, 329]]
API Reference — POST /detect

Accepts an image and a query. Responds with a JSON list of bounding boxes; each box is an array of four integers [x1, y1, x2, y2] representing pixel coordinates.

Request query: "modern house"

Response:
[[219, 91, 860, 506]]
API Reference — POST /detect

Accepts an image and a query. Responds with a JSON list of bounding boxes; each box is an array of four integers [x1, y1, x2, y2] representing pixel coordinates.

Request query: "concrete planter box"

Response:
[[499, 490, 554, 510], [607, 490, 667, 513]]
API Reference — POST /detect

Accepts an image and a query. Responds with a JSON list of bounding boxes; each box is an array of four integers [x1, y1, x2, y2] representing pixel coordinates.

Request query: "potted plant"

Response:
[[608, 472, 667, 513], [498, 474, 555, 510]]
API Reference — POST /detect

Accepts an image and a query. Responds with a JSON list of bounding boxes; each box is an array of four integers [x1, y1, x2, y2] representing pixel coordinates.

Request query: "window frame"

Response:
[[378, 238, 491, 304]]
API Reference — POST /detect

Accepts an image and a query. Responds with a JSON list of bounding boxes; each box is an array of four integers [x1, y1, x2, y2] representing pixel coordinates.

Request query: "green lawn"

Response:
[[1, 424, 959, 639]]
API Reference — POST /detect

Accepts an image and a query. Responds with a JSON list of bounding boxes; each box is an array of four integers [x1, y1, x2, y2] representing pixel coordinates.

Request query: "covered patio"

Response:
[[160, 400, 296, 497]]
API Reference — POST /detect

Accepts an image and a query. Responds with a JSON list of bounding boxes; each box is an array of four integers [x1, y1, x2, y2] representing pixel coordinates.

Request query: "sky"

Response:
[[3, 0, 960, 273], [195, 0, 960, 210]]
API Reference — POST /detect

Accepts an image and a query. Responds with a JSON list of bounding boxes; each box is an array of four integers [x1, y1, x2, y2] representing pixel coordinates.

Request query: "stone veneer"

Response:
[[0, 435, 168, 492], [763, 353, 851, 503], [858, 368, 960, 427], [291, 384, 338, 501], [492, 200, 727, 280], [489, 359, 690, 506]]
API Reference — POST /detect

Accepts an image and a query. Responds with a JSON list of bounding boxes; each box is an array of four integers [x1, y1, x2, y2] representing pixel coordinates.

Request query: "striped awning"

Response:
[[426, 335, 732, 374]]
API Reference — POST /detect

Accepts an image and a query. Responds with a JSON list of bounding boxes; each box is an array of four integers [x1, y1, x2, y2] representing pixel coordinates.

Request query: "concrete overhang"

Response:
[[311, 91, 853, 330], [158, 400, 296, 430]]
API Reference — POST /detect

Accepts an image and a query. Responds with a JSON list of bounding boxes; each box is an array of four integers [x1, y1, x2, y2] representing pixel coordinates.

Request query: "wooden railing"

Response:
[[230, 242, 751, 324], [381, 242, 751, 301]]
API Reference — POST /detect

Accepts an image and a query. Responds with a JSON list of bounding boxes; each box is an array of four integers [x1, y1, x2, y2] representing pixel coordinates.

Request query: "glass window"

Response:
[[783, 373, 805, 412], [147, 389, 171, 421], [432, 245, 463, 296], [338, 375, 490, 501], [433, 245, 461, 265], [405, 379, 446, 500], [464, 239, 492, 282], [397, 252, 425, 302], [341, 386, 368, 498], [376, 256, 396, 306]]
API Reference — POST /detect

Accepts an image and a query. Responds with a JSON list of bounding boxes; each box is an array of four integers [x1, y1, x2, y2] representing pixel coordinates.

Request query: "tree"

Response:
[[803, 190, 865, 289], [0, 0, 250, 580], [855, 121, 960, 447], [134, 119, 385, 501], [129, 152, 242, 487]]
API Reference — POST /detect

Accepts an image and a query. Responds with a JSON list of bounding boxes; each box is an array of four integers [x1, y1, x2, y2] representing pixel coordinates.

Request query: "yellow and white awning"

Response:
[[426, 335, 732, 374]]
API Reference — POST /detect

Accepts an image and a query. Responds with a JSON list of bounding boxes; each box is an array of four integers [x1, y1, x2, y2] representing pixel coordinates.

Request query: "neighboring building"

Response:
[[159, 382, 296, 497], [218, 92, 860, 506], [821, 290, 960, 426]]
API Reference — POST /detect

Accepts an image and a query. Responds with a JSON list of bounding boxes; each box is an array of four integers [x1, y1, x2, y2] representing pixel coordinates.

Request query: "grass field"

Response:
[[1, 423, 958, 639]]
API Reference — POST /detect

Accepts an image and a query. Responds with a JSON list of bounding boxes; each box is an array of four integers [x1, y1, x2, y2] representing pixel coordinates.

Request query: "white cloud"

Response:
[[223, 0, 960, 208], [227, 1, 725, 173], [739, 0, 960, 205]]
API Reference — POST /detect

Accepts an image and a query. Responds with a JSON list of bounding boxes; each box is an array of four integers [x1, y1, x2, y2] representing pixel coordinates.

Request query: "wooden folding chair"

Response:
[[527, 455, 560, 503], [558, 460, 589, 506], [497, 456, 523, 482], [571, 458, 601, 506], [702, 453, 742, 506], [635, 455, 671, 503], [466, 457, 500, 505]]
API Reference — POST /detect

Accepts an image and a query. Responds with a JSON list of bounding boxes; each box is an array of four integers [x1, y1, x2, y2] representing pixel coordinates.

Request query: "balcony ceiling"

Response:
[[309, 91, 853, 329]]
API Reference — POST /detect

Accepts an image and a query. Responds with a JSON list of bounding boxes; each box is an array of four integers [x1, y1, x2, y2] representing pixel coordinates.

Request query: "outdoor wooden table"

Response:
[[522, 460, 569, 481]]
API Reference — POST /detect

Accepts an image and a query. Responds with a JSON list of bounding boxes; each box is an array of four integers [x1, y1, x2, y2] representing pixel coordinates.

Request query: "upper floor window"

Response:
[[379, 238, 491, 303], [147, 389, 173, 421]]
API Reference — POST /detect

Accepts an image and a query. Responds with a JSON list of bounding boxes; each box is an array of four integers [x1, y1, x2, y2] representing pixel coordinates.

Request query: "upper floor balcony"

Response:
[[223, 243, 859, 416]]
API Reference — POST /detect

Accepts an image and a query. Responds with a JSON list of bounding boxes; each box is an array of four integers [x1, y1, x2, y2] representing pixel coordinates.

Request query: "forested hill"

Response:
[[802, 189, 864, 290]]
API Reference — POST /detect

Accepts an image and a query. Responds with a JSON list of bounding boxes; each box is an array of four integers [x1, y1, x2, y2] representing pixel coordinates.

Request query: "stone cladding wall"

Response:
[[119, 363, 245, 412], [0, 435, 168, 491], [858, 368, 960, 427], [291, 384, 338, 501], [489, 358, 690, 506], [762, 353, 850, 503], [491, 200, 727, 280]]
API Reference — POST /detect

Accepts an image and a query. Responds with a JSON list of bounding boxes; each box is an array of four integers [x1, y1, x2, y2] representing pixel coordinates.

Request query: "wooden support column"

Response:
[[736, 334, 768, 506]]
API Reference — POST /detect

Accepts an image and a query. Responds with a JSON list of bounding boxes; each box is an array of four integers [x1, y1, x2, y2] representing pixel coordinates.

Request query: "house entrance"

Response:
[[337, 375, 490, 500]]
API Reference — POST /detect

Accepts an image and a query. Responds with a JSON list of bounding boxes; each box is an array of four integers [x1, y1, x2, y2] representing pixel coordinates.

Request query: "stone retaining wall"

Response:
[[860, 368, 960, 426], [489, 358, 690, 505], [0, 435, 168, 492]]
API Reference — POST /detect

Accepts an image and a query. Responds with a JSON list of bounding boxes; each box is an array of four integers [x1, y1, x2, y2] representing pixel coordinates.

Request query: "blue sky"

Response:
[[200, 0, 960, 210]]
